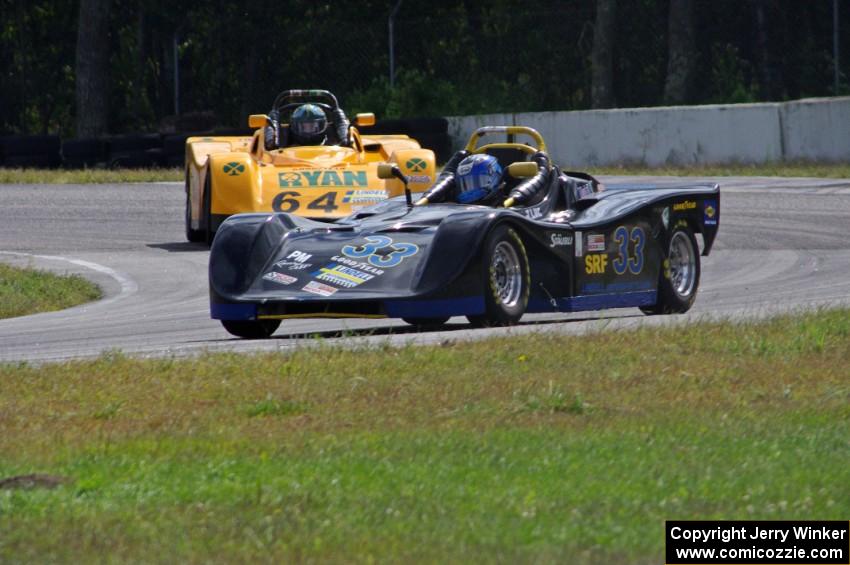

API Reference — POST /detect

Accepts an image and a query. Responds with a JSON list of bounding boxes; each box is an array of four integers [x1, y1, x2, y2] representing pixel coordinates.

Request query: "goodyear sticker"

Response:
[[704, 199, 718, 225], [673, 200, 696, 211], [342, 189, 388, 204], [279, 170, 368, 188], [312, 263, 375, 289]]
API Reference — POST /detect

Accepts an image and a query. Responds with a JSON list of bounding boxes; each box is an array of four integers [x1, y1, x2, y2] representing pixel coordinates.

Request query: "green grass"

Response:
[[0, 263, 102, 319], [0, 167, 183, 184], [1, 309, 849, 562], [589, 161, 850, 178]]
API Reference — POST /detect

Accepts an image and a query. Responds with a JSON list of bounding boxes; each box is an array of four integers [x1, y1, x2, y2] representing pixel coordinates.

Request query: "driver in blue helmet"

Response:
[[454, 154, 505, 205], [290, 104, 328, 146]]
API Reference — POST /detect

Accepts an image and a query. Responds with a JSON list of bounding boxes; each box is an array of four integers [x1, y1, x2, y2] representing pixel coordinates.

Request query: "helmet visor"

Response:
[[457, 170, 495, 203], [297, 119, 325, 135]]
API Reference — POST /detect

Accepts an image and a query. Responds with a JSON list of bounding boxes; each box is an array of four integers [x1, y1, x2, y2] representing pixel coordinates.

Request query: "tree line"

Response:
[[1, 0, 846, 138]]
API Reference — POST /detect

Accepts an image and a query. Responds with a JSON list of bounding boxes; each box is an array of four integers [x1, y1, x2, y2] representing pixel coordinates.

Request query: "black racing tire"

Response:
[[221, 319, 281, 339], [641, 225, 700, 315], [402, 316, 450, 328], [202, 173, 214, 245], [185, 170, 204, 243], [467, 225, 530, 327]]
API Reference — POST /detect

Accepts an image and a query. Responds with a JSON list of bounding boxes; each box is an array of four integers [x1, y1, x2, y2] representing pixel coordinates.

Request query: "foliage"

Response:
[[1, 309, 849, 561], [0, 1, 848, 134]]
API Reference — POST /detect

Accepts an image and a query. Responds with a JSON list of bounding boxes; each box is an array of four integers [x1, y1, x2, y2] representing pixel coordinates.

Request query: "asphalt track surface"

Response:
[[1, 176, 849, 364]]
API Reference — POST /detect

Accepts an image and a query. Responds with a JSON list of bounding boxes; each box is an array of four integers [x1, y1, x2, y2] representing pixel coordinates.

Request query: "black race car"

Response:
[[210, 126, 719, 338]]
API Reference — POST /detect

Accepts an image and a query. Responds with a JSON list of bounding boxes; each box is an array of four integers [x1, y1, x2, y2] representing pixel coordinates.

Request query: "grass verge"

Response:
[[0, 263, 102, 319], [1, 309, 849, 562], [0, 167, 183, 184]]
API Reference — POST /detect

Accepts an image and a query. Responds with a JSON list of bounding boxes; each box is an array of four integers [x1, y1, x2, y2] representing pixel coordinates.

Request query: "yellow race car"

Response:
[[184, 89, 436, 243]]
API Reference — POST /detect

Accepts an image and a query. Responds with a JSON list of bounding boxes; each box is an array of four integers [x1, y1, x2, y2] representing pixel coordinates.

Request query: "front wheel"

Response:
[[221, 319, 281, 339], [467, 225, 529, 327], [202, 174, 214, 245], [185, 172, 204, 243], [641, 225, 700, 315]]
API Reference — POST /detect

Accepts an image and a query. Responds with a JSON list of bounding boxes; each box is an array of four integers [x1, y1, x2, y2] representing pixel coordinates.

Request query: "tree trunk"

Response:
[[75, 0, 112, 137], [753, 0, 782, 100], [591, 0, 616, 109], [664, 0, 695, 105]]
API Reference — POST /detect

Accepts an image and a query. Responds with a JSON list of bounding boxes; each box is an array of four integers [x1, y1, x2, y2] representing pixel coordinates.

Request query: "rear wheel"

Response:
[[221, 319, 281, 339], [641, 225, 700, 315], [403, 317, 450, 328], [467, 225, 529, 327], [185, 171, 204, 243]]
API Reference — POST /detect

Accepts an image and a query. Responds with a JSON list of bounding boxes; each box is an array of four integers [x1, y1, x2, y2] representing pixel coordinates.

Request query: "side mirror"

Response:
[[248, 114, 269, 129], [355, 113, 376, 127], [507, 162, 539, 179], [377, 163, 412, 208], [377, 163, 395, 179]]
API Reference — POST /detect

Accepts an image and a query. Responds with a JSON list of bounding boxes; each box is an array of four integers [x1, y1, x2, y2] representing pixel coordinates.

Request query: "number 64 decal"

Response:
[[612, 225, 645, 275]]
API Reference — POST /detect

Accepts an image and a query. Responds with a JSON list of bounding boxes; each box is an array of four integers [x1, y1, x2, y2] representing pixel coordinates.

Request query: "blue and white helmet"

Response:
[[455, 154, 503, 204]]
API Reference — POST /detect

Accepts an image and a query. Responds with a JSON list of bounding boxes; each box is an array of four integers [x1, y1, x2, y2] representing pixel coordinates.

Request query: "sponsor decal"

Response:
[[585, 253, 608, 274], [342, 235, 418, 268], [405, 158, 428, 172], [278, 169, 368, 188], [262, 271, 297, 285], [223, 162, 245, 176], [408, 174, 432, 184], [672, 200, 696, 211], [586, 233, 605, 253], [342, 189, 388, 204], [274, 260, 312, 271], [302, 280, 337, 297], [330, 255, 385, 275], [457, 160, 473, 175], [285, 250, 312, 263], [575, 230, 583, 257], [576, 182, 594, 199], [549, 233, 573, 247], [520, 207, 543, 219], [704, 199, 718, 225], [312, 263, 375, 288]]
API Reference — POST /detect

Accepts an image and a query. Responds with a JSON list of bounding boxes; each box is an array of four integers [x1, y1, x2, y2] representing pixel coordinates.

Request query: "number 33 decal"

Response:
[[342, 235, 419, 268], [612, 225, 645, 275]]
